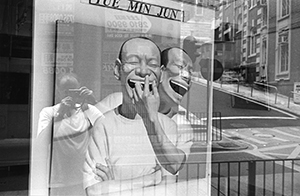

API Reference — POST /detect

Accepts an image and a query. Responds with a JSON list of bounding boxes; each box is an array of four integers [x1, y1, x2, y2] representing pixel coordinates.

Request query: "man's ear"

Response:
[[114, 59, 121, 80]]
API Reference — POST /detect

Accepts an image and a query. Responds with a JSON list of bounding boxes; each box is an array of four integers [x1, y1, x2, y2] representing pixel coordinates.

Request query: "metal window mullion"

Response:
[[273, 161, 275, 196], [227, 162, 230, 196], [263, 161, 266, 196], [291, 160, 294, 196], [218, 163, 221, 196], [282, 161, 285, 196], [238, 162, 241, 196]]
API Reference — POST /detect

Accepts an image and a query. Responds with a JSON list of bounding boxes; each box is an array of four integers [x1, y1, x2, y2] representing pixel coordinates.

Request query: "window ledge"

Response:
[[248, 54, 256, 58], [249, 5, 256, 11], [276, 71, 289, 76], [275, 77, 290, 82], [261, 25, 267, 30], [275, 72, 290, 81], [278, 14, 290, 22]]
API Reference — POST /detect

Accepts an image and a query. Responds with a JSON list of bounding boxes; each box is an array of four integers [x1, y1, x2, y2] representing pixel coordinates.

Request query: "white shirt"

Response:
[[37, 104, 103, 188], [83, 108, 178, 190]]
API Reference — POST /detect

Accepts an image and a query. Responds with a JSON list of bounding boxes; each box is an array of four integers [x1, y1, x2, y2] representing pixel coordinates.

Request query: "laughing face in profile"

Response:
[[160, 47, 192, 107]]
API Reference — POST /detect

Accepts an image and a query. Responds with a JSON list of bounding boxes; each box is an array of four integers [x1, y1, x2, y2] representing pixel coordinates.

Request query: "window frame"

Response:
[[195, 0, 204, 16], [280, 0, 290, 18], [249, 0, 256, 9], [262, 6, 268, 27], [249, 30, 256, 56], [237, 14, 243, 32], [277, 31, 289, 74], [261, 38, 267, 65]]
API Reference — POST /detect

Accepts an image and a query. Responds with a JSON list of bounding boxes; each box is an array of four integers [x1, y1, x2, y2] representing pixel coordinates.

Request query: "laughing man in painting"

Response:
[[83, 37, 187, 195]]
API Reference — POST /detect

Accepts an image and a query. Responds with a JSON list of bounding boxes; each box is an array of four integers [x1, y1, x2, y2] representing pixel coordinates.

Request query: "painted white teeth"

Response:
[[129, 79, 153, 85], [171, 81, 188, 91]]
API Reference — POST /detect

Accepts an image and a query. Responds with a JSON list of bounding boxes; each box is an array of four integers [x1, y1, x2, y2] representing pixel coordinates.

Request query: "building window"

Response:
[[249, 0, 256, 8], [280, 0, 290, 18], [237, 15, 243, 31], [216, 44, 223, 51], [249, 30, 256, 55], [261, 39, 267, 64], [262, 7, 267, 26], [225, 43, 232, 51], [225, 0, 230, 7], [195, 0, 204, 15], [224, 22, 232, 41], [278, 31, 289, 74], [261, 0, 267, 5]]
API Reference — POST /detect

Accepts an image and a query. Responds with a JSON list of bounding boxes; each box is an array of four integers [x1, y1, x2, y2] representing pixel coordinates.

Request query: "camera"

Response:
[[68, 89, 83, 108], [68, 89, 81, 98]]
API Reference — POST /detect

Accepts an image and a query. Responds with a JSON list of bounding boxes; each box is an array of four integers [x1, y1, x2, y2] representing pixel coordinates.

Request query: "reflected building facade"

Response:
[[214, 0, 300, 95]]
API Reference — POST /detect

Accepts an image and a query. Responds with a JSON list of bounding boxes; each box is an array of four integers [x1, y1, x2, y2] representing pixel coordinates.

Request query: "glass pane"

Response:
[[3, 1, 300, 196], [30, 1, 214, 196]]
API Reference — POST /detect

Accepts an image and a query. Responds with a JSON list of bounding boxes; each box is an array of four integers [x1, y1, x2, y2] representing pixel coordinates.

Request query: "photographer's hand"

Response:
[[55, 96, 74, 121], [79, 86, 97, 105]]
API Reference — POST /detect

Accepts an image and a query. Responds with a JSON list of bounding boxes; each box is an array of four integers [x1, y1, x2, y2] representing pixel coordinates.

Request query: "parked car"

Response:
[[220, 71, 241, 84]]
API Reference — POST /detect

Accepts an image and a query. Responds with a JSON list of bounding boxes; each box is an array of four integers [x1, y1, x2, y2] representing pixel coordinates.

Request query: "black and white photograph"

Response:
[[1, 0, 300, 196]]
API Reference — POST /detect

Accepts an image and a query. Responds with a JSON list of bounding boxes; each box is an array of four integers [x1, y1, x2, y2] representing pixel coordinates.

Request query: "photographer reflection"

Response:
[[36, 73, 103, 196]]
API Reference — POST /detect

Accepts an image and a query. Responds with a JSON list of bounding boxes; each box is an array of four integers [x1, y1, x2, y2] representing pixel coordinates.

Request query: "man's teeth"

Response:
[[170, 80, 188, 91], [129, 79, 153, 90]]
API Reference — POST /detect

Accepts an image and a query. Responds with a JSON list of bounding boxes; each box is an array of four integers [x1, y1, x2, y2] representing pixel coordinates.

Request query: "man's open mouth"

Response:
[[128, 79, 153, 91], [169, 80, 188, 96]]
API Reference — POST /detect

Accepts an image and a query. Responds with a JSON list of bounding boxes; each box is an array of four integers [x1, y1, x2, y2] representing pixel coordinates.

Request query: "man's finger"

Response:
[[105, 158, 115, 180], [144, 75, 149, 94], [62, 98, 72, 107], [134, 82, 143, 98], [132, 88, 139, 103], [79, 88, 91, 96], [95, 163, 111, 174], [152, 80, 158, 97], [95, 163, 112, 180], [80, 90, 88, 97], [62, 96, 72, 101], [79, 86, 87, 91], [93, 168, 108, 181]]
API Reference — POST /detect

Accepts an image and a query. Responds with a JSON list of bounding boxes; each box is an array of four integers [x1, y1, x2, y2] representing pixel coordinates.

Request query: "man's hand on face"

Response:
[[132, 75, 160, 121]]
